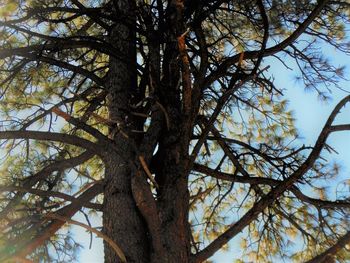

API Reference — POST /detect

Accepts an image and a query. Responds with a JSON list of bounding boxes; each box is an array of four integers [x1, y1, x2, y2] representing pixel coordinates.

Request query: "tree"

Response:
[[0, 0, 350, 262]]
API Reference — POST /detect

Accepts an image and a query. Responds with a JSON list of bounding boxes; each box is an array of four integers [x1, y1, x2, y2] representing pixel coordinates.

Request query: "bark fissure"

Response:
[[103, 1, 150, 262]]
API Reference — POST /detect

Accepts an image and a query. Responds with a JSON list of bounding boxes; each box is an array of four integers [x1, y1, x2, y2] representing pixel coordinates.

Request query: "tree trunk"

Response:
[[103, 156, 150, 263], [103, 1, 149, 262], [103, 0, 192, 262]]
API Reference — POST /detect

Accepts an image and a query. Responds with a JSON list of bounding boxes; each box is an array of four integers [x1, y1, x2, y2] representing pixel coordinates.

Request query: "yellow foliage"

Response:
[[240, 238, 248, 249], [0, 0, 17, 17]]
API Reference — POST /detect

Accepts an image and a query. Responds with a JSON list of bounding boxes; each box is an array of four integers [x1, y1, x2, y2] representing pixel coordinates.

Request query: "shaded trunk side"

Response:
[[103, 1, 149, 262]]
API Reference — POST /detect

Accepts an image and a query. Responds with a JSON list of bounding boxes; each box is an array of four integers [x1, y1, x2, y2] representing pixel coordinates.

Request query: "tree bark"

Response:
[[103, 156, 149, 263], [103, 1, 149, 262], [103, 0, 192, 262]]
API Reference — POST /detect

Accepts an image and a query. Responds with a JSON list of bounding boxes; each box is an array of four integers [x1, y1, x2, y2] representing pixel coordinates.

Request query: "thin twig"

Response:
[[45, 213, 127, 263]]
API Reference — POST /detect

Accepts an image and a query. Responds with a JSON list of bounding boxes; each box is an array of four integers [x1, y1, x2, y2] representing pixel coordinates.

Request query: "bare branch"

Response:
[[45, 213, 126, 262]]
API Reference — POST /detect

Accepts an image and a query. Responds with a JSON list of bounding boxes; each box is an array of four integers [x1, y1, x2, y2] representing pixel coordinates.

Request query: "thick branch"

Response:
[[131, 170, 167, 260], [0, 40, 119, 61], [291, 187, 350, 210], [194, 163, 350, 210], [52, 107, 108, 142], [193, 163, 278, 186], [0, 130, 99, 153], [305, 231, 350, 263], [0, 185, 101, 210]]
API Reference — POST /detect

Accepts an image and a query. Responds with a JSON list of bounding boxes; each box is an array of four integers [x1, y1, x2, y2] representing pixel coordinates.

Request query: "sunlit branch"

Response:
[[52, 107, 108, 142], [2, 183, 103, 261], [0, 185, 101, 210], [0, 151, 95, 220], [20, 88, 104, 130], [45, 213, 126, 262], [131, 169, 166, 259]]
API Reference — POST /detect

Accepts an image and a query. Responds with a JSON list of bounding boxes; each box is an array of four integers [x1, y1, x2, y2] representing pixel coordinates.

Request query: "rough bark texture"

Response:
[[103, 1, 149, 262], [103, 157, 149, 263], [103, 0, 192, 262]]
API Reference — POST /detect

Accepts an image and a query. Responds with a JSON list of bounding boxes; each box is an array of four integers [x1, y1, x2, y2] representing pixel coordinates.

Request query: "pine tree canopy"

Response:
[[0, 0, 350, 262]]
